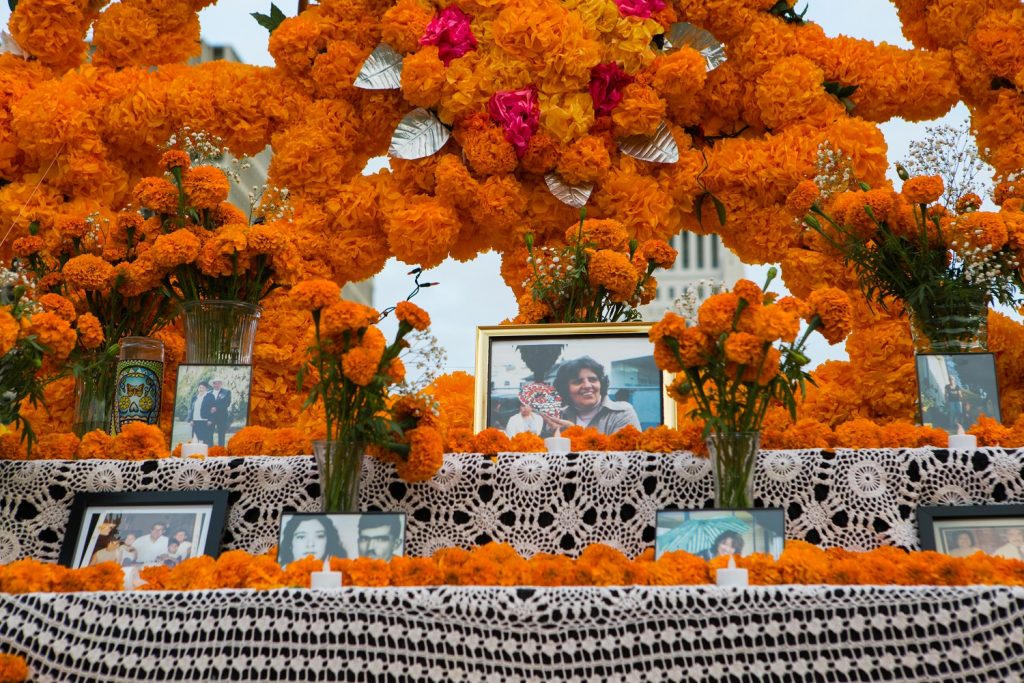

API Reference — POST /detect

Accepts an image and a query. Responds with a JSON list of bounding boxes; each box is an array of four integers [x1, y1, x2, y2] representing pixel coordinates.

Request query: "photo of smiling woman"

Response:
[[539, 356, 641, 436]]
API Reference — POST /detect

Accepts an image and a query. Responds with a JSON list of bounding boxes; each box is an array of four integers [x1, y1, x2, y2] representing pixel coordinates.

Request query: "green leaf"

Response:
[[8, 0, 17, 11], [694, 192, 707, 226], [251, 3, 287, 34], [711, 195, 727, 226]]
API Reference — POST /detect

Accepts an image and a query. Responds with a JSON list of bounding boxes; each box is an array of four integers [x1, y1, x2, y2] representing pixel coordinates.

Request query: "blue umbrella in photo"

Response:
[[659, 516, 751, 555]]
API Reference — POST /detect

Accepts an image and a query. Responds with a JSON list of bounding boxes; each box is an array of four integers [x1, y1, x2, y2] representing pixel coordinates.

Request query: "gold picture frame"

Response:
[[474, 322, 677, 435]]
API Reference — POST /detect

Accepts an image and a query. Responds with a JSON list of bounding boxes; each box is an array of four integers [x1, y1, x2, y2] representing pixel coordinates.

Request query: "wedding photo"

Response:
[[171, 364, 253, 451]]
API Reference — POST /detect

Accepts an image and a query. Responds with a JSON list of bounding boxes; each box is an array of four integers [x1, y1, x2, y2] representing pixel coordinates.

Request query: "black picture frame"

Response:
[[171, 363, 254, 451], [655, 508, 786, 561], [58, 490, 230, 568], [474, 323, 676, 437], [918, 504, 1024, 558], [914, 352, 1000, 434], [277, 512, 407, 566]]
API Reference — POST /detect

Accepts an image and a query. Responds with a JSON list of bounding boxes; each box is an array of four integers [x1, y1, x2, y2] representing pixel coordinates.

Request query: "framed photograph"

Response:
[[276, 512, 406, 566], [655, 508, 786, 561], [58, 490, 229, 569], [171, 364, 253, 451], [918, 505, 1024, 559], [474, 323, 676, 436], [915, 352, 1000, 434]]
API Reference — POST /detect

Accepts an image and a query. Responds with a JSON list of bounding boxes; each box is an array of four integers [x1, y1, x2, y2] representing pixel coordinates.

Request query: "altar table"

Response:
[[2, 585, 1023, 682], [3, 448, 1023, 563]]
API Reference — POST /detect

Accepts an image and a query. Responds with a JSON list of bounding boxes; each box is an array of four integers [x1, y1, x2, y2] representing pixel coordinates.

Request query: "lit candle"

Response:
[[544, 436, 571, 452], [180, 437, 208, 458], [715, 555, 749, 587], [310, 558, 343, 589], [948, 428, 977, 452]]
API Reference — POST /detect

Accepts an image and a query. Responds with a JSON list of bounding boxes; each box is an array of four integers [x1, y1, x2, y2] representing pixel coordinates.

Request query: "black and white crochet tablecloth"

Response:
[[2, 585, 1023, 682], [3, 448, 1024, 563]]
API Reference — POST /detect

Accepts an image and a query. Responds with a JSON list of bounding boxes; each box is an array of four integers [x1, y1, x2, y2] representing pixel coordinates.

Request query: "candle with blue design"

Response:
[[111, 337, 165, 434]]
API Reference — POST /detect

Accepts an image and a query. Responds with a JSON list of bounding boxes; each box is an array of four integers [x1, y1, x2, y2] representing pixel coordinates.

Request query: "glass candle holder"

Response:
[[111, 337, 165, 434]]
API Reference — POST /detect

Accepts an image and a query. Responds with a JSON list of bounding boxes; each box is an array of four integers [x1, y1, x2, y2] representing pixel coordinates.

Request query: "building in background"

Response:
[[639, 232, 744, 320], [195, 42, 373, 306]]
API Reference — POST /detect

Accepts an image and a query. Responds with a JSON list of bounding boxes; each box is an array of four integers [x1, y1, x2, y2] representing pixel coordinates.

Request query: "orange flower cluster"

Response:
[[101, 541, 1024, 590], [0, 653, 29, 683], [0, 558, 123, 593], [0, 424, 169, 461]]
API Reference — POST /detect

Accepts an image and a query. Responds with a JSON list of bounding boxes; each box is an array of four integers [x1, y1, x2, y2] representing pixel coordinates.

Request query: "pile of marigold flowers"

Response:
[[5, 542, 1024, 593], [0, 654, 29, 683], [0, 423, 168, 460]]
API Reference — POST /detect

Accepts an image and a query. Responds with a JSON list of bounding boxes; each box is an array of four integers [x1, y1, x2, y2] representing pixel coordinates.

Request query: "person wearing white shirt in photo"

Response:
[[132, 523, 169, 564], [170, 530, 194, 561], [505, 403, 544, 437], [993, 527, 1024, 560]]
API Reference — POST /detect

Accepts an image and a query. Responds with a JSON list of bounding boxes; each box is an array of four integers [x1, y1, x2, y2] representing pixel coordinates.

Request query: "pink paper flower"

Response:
[[487, 88, 540, 157], [613, 0, 666, 18], [420, 6, 478, 66], [590, 63, 634, 117]]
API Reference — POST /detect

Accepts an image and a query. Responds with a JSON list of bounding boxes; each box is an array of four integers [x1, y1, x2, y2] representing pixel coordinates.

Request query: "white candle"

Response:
[[948, 432, 977, 452], [180, 438, 208, 458], [544, 436, 571, 452], [715, 555, 749, 587], [310, 558, 343, 589]]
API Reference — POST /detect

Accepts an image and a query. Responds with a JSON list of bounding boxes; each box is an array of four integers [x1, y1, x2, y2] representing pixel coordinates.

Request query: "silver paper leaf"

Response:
[[0, 31, 26, 58], [618, 121, 679, 164], [389, 108, 450, 160], [545, 173, 593, 209], [354, 43, 403, 90], [657, 22, 727, 72]]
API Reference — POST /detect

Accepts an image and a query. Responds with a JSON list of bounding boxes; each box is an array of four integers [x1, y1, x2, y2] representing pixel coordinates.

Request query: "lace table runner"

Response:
[[2, 448, 1023, 563], [1, 585, 1022, 682]]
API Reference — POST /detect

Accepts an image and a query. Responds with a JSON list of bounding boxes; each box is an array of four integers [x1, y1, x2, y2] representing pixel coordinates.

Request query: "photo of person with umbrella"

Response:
[[655, 509, 785, 560]]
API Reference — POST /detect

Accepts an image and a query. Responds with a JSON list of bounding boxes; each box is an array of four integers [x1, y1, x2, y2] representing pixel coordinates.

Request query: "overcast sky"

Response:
[[3, 1, 976, 376]]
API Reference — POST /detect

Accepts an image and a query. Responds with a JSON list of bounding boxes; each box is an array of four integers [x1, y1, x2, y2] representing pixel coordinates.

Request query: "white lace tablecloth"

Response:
[[1, 585, 1023, 682], [3, 448, 1024, 563]]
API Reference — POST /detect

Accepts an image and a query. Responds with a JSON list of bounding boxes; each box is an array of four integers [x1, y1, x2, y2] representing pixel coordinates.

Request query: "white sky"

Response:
[[2, 1, 983, 376]]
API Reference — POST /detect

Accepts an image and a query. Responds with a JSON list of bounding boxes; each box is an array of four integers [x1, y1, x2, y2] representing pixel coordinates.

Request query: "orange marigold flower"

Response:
[[182, 166, 231, 209], [462, 126, 518, 176], [395, 301, 430, 331], [396, 426, 445, 482], [588, 249, 638, 301], [445, 427, 476, 453], [75, 313, 104, 350], [901, 175, 944, 205], [612, 83, 666, 136], [132, 177, 179, 214], [0, 308, 19, 357], [77, 429, 113, 459], [38, 293, 76, 322], [11, 236, 44, 257], [509, 431, 546, 452], [556, 135, 612, 185], [160, 150, 191, 172], [342, 346, 381, 386], [697, 293, 739, 336], [785, 179, 820, 217], [565, 426, 609, 451], [608, 424, 643, 451], [55, 215, 89, 239], [390, 556, 443, 587], [35, 432, 80, 460], [400, 46, 445, 108], [953, 212, 1008, 251], [744, 306, 800, 344], [640, 425, 686, 453], [320, 301, 379, 337], [227, 426, 273, 455], [833, 418, 883, 449], [676, 327, 715, 368], [63, 254, 115, 291], [807, 288, 853, 345], [732, 279, 764, 307], [956, 193, 982, 214], [27, 311, 76, 361], [385, 357, 406, 385], [290, 279, 341, 311], [110, 422, 168, 460], [571, 218, 629, 252], [723, 332, 765, 367], [151, 229, 201, 269], [968, 415, 1011, 447], [472, 427, 512, 456], [0, 653, 30, 682], [637, 239, 677, 270]]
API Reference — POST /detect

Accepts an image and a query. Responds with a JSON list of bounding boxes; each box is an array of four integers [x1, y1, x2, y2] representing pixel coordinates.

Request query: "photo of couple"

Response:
[[171, 364, 253, 451], [276, 513, 406, 566]]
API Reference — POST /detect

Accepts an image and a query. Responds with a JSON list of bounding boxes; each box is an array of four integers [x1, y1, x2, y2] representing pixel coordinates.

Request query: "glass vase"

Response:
[[73, 357, 118, 437], [314, 439, 364, 513], [705, 431, 760, 509], [181, 300, 262, 365], [907, 300, 988, 353], [111, 337, 165, 434]]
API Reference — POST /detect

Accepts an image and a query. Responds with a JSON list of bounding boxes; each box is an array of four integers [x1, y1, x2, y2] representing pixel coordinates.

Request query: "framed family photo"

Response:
[[655, 508, 786, 561], [918, 505, 1024, 559], [276, 512, 406, 566], [474, 323, 675, 437], [914, 352, 1000, 434], [171, 364, 253, 451], [58, 490, 229, 569]]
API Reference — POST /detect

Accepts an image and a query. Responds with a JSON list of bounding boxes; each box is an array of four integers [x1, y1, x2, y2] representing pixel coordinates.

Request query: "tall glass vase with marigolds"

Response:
[[0, 270, 76, 452], [291, 279, 445, 512], [796, 137, 1023, 354], [512, 210, 677, 324], [135, 129, 300, 364], [650, 272, 853, 508], [12, 216, 179, 437]]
